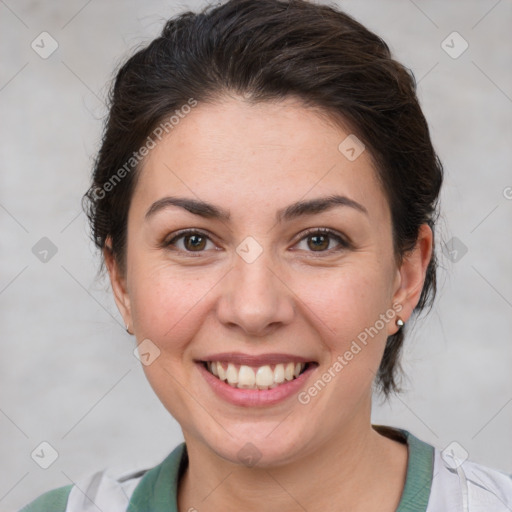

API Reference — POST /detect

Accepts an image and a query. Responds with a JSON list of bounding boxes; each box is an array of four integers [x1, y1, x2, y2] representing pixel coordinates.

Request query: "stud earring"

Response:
[[396, 317, 404, 328], [126, 324, 133, 335]]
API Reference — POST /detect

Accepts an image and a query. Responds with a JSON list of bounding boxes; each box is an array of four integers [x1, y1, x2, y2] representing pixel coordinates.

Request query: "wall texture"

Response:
[[1, 0, 511, 510]]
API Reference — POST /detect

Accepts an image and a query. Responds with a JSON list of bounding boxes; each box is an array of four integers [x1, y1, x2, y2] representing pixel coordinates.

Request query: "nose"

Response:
[[215, 245, 295, 337]]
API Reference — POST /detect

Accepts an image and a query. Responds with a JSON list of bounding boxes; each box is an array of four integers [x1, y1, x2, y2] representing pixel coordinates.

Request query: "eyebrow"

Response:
[[144, 194, 368, 222]]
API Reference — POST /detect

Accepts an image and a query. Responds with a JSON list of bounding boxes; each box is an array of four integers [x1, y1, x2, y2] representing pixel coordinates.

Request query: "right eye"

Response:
[[164, 229, 217, 253]]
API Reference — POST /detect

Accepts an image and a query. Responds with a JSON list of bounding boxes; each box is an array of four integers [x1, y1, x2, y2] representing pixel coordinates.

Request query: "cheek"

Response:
[[294, 262, 395, 398], [287, 269, 393, 425], [295, 262, 393, 341], [128, 261, 218, 350], [127, 265, 217, 420]]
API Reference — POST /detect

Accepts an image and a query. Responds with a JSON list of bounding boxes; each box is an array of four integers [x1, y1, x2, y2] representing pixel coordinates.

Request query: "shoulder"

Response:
[[428, 445, 512, 511], [19, 485, 73, 512], [19, 444, 187, 512], [19, 467, 148, 512], [390, 428, 512, 511]]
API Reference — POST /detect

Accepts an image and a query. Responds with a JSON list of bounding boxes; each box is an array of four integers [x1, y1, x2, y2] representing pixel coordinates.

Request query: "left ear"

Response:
[[390, 224, 433, 332]]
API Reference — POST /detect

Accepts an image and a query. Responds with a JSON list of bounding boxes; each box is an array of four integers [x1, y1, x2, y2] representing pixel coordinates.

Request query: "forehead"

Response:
[[132, 96, 388, 222]]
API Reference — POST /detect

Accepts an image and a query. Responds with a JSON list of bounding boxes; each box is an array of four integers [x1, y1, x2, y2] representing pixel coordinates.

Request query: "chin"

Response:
[[196, 421, 313, 469]]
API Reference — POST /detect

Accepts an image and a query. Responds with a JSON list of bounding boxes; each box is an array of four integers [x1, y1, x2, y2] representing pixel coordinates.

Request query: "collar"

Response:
[[128, 427, 434, 512]]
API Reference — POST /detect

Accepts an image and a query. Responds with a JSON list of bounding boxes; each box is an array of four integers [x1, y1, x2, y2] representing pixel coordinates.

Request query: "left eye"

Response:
[[294, 229, 349, 253]]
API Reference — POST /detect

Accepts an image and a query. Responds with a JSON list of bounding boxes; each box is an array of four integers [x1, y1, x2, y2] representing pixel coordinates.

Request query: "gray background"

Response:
[[1, 0, 511, 510]]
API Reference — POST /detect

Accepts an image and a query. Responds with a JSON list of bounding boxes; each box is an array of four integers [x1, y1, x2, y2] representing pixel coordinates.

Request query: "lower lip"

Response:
[[197, 362, 316, 407]]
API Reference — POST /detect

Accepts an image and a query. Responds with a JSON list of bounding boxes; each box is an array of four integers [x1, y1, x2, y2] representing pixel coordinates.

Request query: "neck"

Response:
[[178, 418, 408, 512]]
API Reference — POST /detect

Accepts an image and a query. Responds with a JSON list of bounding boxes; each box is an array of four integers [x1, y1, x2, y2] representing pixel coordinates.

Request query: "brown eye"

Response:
[[164, 230, 215, 252], [307, 233, 330, 251], [183, 234, 207, 251], [295, 228, 350, 253]]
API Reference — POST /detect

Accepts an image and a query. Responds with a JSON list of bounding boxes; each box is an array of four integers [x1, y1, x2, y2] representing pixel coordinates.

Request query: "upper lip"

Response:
[[198, 352, 316, 366]]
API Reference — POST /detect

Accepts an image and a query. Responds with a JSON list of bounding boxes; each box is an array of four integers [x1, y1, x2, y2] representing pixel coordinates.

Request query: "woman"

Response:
[[21, 0, 512, 510]]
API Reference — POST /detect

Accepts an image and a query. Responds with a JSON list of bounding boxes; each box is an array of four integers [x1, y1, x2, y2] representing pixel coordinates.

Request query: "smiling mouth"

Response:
[[202, 361, 313, 390]]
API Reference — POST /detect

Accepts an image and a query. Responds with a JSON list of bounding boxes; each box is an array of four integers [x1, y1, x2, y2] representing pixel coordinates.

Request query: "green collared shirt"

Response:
[[21, 428, 437, 511]]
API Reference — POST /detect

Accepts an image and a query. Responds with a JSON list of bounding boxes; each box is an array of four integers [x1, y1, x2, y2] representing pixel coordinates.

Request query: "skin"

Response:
[[105, 95, 432, 512]]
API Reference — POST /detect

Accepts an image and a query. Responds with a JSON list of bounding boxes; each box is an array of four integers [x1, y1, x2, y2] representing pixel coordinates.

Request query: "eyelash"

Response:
[[163, 227, 351, 256]]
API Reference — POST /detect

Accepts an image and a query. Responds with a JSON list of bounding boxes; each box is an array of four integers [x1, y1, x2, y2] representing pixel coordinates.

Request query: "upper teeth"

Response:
[[207, 362, 306, 390]]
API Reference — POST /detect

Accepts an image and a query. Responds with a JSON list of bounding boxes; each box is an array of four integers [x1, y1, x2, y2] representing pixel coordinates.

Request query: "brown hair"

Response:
[[83, 0, 443, 396]]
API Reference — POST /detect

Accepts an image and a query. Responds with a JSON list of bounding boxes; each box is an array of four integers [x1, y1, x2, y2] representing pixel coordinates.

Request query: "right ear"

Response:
[[103, 237, 133, 332]]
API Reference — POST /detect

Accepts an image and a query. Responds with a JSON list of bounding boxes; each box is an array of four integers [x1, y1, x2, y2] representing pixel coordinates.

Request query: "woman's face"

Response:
[[107, 96, 430, 466]]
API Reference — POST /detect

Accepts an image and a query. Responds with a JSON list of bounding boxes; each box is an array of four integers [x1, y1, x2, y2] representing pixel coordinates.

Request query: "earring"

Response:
[[396, 317, 404, 328], [126, 324, 132, 335]]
